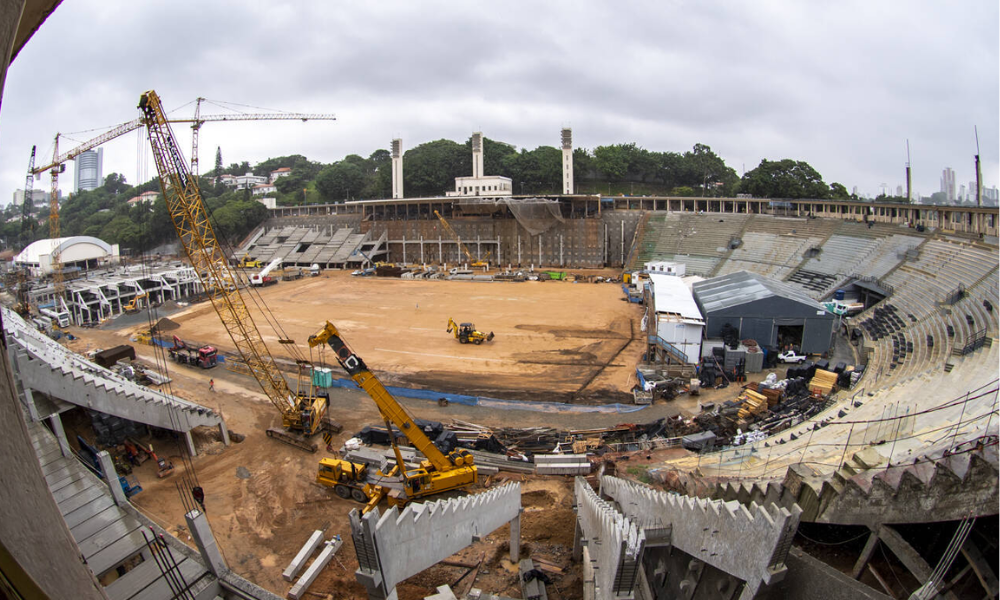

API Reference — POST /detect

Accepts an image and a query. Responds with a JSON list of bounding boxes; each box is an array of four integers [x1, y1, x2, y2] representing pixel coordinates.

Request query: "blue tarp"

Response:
[[325, 377, 647, 414]]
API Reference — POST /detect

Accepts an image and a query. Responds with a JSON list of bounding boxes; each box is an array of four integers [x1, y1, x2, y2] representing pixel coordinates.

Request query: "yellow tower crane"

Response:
[[138, 89, 337, 452], [32, 102, 336, 310]]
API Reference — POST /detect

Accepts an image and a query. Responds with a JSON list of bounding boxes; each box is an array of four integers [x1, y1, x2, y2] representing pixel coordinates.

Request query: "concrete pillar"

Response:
[[218, 420, 230, 446], [49, 413, 72, 457], [97, 451, 128, 506], [509, 511, 521, 563], [851, 530, 879, 580], [184, 430, 197, 457], [288, 537, 343, 600], [284, 530, 324, 581], [185, 509, 228, 576]]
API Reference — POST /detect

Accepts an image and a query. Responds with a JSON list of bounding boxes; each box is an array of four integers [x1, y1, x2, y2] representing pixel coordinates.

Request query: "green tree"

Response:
[[214, 147, 223, 177], [315, 161, 366, 202], [593, 145, 629, 182], [103, 173, 129, 195], [829, 182, 850, 199], [741, 159, 829, 199], [681, 144, 739, 196], [403, 139, 468, 197]]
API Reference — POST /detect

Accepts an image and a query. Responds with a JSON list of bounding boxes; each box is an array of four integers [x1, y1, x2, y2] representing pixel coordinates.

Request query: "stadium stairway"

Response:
[[3, 307, 226, 455]]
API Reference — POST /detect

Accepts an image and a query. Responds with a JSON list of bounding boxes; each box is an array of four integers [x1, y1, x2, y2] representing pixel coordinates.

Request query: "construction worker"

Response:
[[209, 378, 215, 392]]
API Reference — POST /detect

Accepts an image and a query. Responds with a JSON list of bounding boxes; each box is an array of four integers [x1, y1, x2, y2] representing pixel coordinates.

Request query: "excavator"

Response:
[[139, 90, 336, 452], [446, 318, 494, 345], [308, 321, 477, 513]]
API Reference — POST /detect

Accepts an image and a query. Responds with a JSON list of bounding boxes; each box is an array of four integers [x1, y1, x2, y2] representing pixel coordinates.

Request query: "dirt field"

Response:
[[54, 268, 804, 599], [58, 328, 591, 598], [53, 270, 795, 599], [157, 271, 647, 404]]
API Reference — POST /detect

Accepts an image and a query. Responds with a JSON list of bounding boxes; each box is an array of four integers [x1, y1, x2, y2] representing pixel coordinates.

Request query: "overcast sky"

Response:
[[1, 0, 997, 204]]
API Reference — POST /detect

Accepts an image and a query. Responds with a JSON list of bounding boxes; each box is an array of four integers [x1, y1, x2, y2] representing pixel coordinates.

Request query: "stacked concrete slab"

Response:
[[350, 482, 521, 600], [534, 453, 590, 475], [574, 477, 646, 600], [600, 475, 801, 599], [3, 307, 226, 455]]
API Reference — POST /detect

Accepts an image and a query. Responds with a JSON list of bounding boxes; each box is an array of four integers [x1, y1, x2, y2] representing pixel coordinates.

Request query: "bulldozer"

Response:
[[446, 318, 494, 345]]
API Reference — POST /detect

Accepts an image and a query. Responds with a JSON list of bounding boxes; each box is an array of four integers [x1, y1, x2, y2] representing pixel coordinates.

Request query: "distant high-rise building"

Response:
[[896, 185, 903, 197], [959, 184, 966, 202], [74, 148, 103, 192], [12, 188, 48, 207], [852, 185, 859, 197], [940, 167, 955, 203]]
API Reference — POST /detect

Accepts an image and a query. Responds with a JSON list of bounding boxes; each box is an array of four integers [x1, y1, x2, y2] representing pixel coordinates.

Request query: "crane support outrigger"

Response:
[[308, 321, 477, 511], [138, 90, 336, 452]]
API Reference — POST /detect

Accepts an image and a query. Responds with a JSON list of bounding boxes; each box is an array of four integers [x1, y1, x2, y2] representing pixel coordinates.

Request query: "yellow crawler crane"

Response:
[[138, 90, 334, 452], [433, 210, 491, 268], [309, 321, 477, 512]]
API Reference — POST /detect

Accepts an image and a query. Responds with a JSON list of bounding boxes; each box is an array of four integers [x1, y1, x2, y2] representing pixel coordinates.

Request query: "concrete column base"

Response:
[[509, 512, 521, 563], [97, 451, 128, 506], [184, 430, 196, 457], [185, 509, 227, 577], [49, 413, 72, 457], [218, 420, 230, 446]]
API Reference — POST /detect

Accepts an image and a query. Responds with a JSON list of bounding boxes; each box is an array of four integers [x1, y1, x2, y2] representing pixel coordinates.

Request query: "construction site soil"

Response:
[[143, 271, 648, 404], [56, 272, 795, 598]]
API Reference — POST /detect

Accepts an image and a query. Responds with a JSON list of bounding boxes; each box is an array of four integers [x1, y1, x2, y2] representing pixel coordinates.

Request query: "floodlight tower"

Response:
[[471, 132, 484, 179], [562, 128, 574, 195], [391, 138, 403, 199]]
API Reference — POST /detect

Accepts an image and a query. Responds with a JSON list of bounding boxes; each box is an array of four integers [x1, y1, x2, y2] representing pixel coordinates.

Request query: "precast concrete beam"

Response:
[[600, 475, 801, 600], [288, 537, 343, 600], [97, 450, 128, 506], [283, 530, 324, 582], [185, 509, 228, 577]]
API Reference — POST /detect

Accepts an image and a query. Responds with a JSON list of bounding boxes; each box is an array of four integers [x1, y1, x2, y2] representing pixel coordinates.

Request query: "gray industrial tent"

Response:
[[692, 271, 835, 354]]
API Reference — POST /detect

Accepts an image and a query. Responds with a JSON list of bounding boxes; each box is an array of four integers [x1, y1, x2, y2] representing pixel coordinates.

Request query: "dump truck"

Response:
[[168, 336, 218, 369]]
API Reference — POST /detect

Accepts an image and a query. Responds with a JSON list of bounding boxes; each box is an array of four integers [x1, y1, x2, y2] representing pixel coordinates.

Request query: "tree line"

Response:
[[3, 138, 858, 255]]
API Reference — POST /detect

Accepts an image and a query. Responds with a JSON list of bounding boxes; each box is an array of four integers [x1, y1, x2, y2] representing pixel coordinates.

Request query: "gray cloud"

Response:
[[1, 0, 996, 205]]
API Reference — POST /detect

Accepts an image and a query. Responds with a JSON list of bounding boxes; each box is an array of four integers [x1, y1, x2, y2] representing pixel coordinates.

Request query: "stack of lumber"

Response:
[[808, 369, 838, 396], [736, 389, 768, 420], [745, 382, 782, 407]]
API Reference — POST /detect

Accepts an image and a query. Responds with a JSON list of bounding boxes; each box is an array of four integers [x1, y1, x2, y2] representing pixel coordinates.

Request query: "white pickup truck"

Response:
[[778, 350, 807, 364]]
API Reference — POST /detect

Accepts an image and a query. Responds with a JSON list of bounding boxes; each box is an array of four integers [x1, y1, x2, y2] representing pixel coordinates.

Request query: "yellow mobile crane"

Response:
[[433, 210, 491, 268], [138, 90, 335, 452], [308, 321, 477, 512]]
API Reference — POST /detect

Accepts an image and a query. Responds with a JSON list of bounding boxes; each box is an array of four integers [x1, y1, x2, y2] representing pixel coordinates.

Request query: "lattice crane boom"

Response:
[[138, 90, 327, 444], [433, 210, 475, 264], [32, 109, 337, 177]]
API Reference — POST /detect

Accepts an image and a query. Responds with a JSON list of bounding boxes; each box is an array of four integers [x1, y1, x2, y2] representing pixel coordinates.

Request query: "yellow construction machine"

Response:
[[446, 318, 494, 345], [139, 90, 335, 452], [238, 255, 263, 269], [309, 321, 477, 512]]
